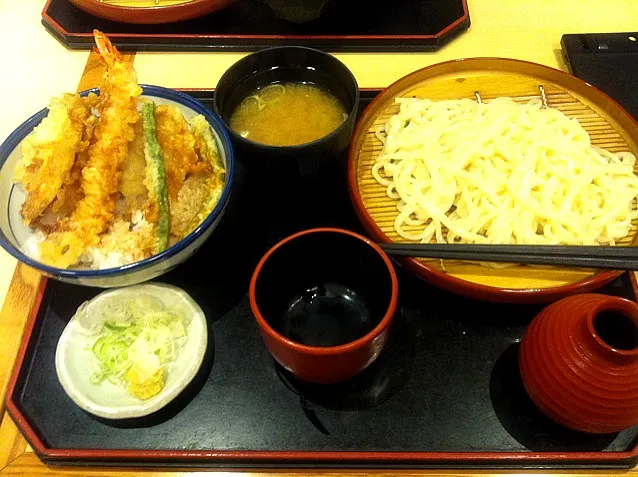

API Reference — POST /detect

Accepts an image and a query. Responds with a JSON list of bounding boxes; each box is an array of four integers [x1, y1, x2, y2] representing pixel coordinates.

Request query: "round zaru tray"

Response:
[[349, 58, 638, 304]]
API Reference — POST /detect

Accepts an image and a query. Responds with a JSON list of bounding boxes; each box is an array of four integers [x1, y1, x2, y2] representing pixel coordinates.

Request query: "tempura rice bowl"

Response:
[[0, 85, 234, 287]]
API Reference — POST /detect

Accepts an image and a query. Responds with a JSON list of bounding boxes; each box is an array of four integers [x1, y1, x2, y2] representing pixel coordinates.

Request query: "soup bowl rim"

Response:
[[214, 46, 360, 152], [585, 296, 638, 358], [249, 227, 399, 355]]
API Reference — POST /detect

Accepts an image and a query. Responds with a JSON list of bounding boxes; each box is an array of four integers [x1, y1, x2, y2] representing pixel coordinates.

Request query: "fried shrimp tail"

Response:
[[39, 30, 142, 268], [14, 94, 92, 225]]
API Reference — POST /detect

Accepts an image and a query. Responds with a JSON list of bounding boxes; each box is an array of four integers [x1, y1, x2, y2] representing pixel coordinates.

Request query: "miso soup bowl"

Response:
[[214, 46, 359, 180], [249, 228, 398, 384]]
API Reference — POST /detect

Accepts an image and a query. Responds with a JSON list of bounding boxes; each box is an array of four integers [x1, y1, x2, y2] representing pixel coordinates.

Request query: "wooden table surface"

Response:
[[2, 0, 638, 475]]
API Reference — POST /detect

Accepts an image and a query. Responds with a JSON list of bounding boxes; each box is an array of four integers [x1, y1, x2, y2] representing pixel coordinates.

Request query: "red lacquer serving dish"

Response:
[[67, 0, 236, 24], [520, 293, 638, 434]]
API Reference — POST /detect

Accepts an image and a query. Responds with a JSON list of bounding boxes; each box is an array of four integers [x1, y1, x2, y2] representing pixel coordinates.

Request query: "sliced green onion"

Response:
[[89, 293, 189, 391]]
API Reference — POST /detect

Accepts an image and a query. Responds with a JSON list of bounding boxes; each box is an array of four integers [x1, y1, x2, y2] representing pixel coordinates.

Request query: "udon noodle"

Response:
[[372, 96, 638, 246]]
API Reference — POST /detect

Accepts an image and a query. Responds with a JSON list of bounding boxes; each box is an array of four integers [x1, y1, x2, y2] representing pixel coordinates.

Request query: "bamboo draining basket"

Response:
[[348, 58, 638, 303]]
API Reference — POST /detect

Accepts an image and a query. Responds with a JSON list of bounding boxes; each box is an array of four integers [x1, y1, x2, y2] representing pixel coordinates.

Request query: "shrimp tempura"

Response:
[[39, 31, 142, 268]]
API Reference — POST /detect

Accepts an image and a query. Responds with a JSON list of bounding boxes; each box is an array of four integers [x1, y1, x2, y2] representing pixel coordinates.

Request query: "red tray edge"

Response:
[[5, 269, 638, 468], [40, 0, 470, 42]]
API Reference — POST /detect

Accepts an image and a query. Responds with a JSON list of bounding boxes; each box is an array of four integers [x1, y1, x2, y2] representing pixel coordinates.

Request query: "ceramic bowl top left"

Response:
[[55, 283, 208, 420], [0, 85, 234, 288]]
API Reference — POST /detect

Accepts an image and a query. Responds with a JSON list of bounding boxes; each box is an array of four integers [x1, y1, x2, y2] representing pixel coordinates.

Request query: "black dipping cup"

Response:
[[214, 46, 360, 182]]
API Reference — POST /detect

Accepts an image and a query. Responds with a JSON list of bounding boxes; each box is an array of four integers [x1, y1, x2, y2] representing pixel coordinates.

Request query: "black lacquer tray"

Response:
[[6, 90, 638, 469], [41, 0, 470, 52]]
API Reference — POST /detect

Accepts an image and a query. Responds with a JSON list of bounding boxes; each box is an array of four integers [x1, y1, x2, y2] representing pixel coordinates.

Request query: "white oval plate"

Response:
[[55, 283, 208, 419]]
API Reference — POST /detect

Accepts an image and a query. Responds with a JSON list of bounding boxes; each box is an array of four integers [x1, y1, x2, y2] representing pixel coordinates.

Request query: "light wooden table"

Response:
[[1, 0, 638, 475]]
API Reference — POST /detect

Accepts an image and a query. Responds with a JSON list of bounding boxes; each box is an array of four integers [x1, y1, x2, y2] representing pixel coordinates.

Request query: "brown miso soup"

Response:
[[229, 82, 347, 146]]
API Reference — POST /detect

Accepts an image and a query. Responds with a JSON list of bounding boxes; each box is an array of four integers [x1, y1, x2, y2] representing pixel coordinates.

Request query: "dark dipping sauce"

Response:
[[253, 231, 393, 349], [277, 282, 374, 347]]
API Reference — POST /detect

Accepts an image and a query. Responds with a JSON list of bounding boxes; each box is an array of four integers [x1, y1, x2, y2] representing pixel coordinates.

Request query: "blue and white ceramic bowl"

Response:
[[0, 85, 234, 287]]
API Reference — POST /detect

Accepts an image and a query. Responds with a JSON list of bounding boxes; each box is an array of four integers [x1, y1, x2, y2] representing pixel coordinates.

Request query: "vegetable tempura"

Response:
[[13, 31, 225, 270]]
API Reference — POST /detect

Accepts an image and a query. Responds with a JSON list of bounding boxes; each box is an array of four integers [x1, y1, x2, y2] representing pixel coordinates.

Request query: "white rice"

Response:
[[84, 210, 154, 270], [22, 229, 46, 263]]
